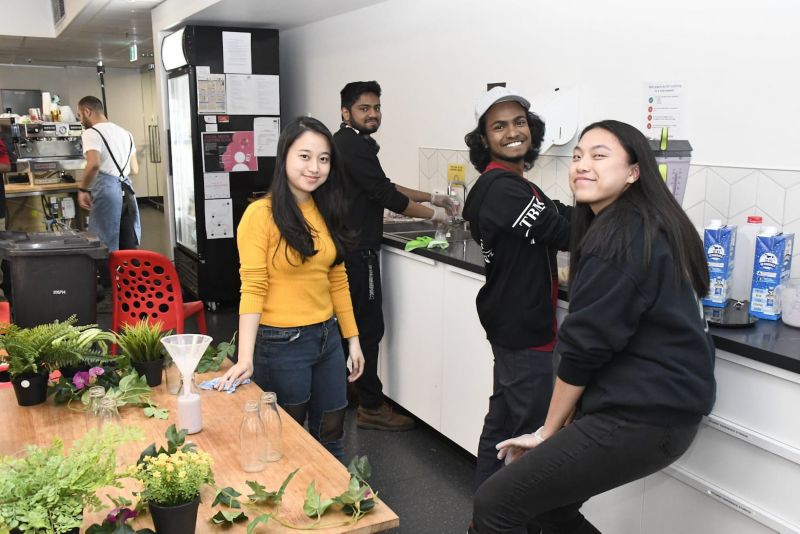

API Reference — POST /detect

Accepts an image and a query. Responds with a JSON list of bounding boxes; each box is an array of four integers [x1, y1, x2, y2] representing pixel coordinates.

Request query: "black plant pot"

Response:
[[0, 368, 10, 383], [59, 364, 91, 379], [11, 372, 49, 406], [149, 495, 200, 534], [131, 358, 164, 387]]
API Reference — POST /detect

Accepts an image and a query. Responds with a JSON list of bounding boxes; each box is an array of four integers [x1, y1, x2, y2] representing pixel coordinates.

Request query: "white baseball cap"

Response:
[[474, 86, 531, 124]]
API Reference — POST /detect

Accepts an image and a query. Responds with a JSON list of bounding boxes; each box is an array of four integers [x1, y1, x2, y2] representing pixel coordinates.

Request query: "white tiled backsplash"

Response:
[[419, 148, 800, 280]]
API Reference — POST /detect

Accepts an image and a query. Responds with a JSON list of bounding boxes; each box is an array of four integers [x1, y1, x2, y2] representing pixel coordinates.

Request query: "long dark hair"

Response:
[[269, 116, 352, 265], [464, 110, 545, 173], [568, 120, 709, 297]]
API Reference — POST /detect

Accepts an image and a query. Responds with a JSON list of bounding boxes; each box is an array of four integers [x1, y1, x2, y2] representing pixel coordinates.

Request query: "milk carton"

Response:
[[749, 228, 795, 320], [702, 220, 736, 307]]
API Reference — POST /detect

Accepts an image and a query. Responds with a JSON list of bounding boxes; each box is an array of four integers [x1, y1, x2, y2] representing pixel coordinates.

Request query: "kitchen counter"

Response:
[[382, 226, 800, 375]]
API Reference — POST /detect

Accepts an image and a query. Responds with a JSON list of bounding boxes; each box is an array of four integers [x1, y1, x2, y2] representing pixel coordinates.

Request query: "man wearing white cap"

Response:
[[462, 86, 572, 488]]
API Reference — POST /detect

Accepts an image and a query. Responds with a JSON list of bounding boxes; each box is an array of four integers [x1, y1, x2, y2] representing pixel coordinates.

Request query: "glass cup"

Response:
[[51, 107, 61, 122]]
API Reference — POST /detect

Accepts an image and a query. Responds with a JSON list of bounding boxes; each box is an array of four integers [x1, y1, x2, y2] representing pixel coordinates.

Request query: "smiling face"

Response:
[[342, 92, 381, 134], [570, 127, 640, 214], [285, 130, 331, 203], [482, 101, 531, 170]]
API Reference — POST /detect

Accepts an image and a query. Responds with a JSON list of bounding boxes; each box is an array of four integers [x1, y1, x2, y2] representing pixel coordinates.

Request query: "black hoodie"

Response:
[[463, 167, 572, 349]]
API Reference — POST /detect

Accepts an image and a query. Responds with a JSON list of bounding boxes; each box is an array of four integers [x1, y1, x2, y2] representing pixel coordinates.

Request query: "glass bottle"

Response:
[[240, 400, 266, 473], [259, 391, 283, 462], [97, 396, 122, 428], [85, 385, 106, 429]]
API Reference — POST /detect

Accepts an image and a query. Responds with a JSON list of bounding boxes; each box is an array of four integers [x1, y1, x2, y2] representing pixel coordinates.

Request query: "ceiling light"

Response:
[[129, 42, 138, 62]]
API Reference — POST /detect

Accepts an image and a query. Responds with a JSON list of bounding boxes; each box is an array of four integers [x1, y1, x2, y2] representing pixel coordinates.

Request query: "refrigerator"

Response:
[[162, 26, 279, 309]]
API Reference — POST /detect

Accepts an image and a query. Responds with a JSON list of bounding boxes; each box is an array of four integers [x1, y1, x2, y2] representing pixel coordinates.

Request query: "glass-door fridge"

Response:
[[162, 26, 279, 309]]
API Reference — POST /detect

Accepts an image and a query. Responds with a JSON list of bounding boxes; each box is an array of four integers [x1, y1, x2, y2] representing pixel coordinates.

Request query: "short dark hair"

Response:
[[464, 109, 545, 173], [78, 96, 104, 114], [340, 81, 382, 110]]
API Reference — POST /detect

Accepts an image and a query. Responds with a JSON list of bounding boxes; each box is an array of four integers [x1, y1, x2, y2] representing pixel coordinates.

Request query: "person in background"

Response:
[[0, 138, 9, 231], [218, 116, 365, 462], [77, 96, 140, 290], [462, 87, 572, 489], [470, 120, 716, 534], [334, 80, 454, 431]]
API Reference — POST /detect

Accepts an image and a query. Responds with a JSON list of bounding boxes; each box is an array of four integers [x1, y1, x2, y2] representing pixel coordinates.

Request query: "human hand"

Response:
[[429, 206, 448, 223], [431, 193, 456, 216], [215, 360, 253, 391], [78, 191, 92, 210], [496, 427, 546, 464], [346, 338, 365, 382]]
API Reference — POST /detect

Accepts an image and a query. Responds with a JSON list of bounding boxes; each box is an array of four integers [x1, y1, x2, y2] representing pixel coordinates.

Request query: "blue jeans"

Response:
[[252, 317, 348, 462], [88, 172, 141, 252]]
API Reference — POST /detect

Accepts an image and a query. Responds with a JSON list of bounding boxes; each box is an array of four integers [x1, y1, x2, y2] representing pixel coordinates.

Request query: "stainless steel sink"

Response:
[[383, 220, 437, 233], [385, 226, 473, 242]]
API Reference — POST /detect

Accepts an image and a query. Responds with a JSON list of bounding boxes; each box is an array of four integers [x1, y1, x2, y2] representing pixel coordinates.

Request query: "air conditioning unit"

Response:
[[51, 0, 65, 24]]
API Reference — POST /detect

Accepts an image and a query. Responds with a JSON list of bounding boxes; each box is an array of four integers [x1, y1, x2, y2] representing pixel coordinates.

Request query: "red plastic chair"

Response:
[[109, 250, 208, 336]]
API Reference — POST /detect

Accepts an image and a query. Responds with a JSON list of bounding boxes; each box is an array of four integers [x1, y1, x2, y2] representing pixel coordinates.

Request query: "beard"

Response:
[[350, 117, 380, 134], [489, 147, 528, 167]]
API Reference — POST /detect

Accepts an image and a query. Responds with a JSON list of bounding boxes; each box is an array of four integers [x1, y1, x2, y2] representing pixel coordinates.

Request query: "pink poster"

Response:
[[202, 131, 258, 172]]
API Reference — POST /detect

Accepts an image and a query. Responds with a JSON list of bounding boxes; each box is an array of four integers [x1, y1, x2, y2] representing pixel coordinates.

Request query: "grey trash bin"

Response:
[[0, 230, 108, 327]]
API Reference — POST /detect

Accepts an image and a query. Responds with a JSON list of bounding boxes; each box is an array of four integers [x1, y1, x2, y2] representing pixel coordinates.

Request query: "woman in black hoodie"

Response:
[[470, 120, 716, 534]]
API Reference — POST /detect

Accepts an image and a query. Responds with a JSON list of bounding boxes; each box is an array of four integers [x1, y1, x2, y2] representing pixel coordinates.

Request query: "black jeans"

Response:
[[475, 344, 554, 489], [472, 411, 700, 534], [343, 249, 385, 409]]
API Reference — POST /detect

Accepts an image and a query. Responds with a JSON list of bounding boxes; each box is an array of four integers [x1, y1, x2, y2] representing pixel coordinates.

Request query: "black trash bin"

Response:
[[0, 231, 108, 327]]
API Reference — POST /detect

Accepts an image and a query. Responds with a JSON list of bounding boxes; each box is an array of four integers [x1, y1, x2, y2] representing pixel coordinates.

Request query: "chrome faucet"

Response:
[[447, 179, 468, 223]]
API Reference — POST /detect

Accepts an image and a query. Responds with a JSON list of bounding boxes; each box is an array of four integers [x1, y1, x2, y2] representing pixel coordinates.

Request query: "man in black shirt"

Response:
[[334, 80, 453, 431]]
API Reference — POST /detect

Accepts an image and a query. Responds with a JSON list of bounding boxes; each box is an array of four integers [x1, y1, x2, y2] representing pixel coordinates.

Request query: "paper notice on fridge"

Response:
[[222, 31, 252, 74], [197, 74, 226, 114], [204, 172, 230, 199], [254, 117, 280, 157], [205, 198, 234, 239], [196, 66, 211, 76], [202, 131, 257, 173], [226, 74, 280, 115]]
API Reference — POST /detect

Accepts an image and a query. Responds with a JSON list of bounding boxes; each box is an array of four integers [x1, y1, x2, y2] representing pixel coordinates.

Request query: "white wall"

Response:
[[0, 0, 55, 37], [280, 0, 800, 188]]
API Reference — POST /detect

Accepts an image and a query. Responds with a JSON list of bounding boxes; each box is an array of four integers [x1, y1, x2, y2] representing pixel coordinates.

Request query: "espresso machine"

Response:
[[0, 117, 85, 184]]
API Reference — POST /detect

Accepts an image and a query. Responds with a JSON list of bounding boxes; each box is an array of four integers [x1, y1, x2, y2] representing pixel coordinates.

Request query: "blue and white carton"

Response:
[[750, 229, 795, 320], [702, 220, 737, 307]]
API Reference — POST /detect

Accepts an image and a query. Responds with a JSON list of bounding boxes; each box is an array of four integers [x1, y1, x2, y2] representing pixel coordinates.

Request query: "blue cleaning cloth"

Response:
[[199, 377, 251, 394]]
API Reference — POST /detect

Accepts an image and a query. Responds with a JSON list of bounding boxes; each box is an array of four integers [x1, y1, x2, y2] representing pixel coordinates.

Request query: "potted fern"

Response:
[[115, 320, 171, 387], [0, 316, 114, 406]]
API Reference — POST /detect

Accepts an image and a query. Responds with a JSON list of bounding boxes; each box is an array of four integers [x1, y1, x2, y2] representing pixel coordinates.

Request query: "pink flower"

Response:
[[72, 371, 90, 390], [106, 507, 138, 524], [89, 366, 105, 378]]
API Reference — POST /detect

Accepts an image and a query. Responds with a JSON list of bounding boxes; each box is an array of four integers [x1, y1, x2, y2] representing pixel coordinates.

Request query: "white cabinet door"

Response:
[[582, 480, 645, 534], [379, 247, 444, 430], [440, 265, 493, 455]]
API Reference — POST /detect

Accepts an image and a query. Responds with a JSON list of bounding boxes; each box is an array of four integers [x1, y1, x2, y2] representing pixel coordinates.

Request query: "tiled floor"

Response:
[[96, 203, 477, 533]]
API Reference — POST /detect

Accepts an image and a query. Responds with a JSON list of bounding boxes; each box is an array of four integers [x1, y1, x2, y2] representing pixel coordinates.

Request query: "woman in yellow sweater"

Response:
[[219, 116, 364, 461]]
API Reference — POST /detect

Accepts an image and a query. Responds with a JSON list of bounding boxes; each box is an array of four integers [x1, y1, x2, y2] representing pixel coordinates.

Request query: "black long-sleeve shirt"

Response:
[[557, 219, 716, 426], [333, 126, 409, 250]]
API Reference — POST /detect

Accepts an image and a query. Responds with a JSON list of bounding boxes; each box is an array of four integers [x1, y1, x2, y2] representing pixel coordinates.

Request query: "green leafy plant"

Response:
[[195, 333, 237, 373], [0, 316, 115, 378], [209, 457, 378, 531], [128, 425, 213, 506], [115, 320, 171, 363], [0, 425, 142, 534]]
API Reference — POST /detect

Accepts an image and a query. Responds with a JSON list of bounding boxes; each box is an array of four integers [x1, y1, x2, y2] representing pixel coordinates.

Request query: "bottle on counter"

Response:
[[85, 385, 106, 430], [729, 215, 762, 302], [259, 391, 283, 462], [240, 399, 267, 473]]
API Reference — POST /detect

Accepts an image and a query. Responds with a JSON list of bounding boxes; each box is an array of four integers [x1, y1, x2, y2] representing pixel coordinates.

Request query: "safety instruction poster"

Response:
[[201, 131, 257, 173], [197, 73, 226, 114], [642, 82, 684, 139]]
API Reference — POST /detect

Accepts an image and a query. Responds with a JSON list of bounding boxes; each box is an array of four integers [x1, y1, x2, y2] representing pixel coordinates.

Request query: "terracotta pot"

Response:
[[148, 494, 200, 534], [11, 372, 48, 406], [131, 357, 164, 387]]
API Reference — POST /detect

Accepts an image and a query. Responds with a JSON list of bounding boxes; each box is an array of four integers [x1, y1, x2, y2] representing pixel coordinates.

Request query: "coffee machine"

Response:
[[0, 117, 85, 184]]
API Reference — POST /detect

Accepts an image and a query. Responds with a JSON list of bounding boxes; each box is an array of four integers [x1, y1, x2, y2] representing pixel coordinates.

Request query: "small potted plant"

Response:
[[0, 425, 141, 534], [0, 317, 113, 406], [115, 320, 171, 387], [128, 425, 214, 534]]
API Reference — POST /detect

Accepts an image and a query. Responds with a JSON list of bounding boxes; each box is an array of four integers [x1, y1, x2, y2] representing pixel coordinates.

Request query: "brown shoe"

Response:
[[357, 403, 416, 431]]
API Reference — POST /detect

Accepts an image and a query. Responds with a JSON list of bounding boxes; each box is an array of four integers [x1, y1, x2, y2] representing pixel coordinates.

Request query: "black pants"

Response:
[[99, 182, 139, 287], [475, 344, 554, 489], [471, 411, 700, 534], [344, 249, 385, 409]]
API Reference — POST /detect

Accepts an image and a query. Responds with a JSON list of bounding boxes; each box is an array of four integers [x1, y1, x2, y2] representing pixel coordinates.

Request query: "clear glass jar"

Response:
[[97, 396, 122, 428], [85, 385, 106, 430], [259, 391, 283, 462], [240, 400, 266, 472], [165, 358, 199, 395]]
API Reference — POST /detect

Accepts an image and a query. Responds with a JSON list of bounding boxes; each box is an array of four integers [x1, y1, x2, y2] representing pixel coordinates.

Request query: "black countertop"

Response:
[[382, 232, 800, 375]]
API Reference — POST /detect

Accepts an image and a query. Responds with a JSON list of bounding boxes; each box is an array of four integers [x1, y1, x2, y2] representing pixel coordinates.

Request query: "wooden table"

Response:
[[0, 375, 399, 533]]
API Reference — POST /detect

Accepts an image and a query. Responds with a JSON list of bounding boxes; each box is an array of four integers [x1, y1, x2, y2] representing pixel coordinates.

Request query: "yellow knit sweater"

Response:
[[237, 196, 358, 338]]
